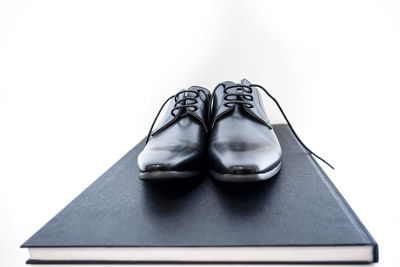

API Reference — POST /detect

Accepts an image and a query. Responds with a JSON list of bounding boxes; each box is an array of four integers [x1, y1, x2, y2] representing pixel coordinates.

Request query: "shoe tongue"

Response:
[[186, 86, 199, 98], [241, 78, 252, 86], [187, 86, 209, 97]]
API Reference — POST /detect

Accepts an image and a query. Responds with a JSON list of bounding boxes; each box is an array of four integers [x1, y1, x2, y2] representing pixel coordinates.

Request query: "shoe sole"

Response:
[[139, 170, 202, 180], [211, 162, 282, 182]]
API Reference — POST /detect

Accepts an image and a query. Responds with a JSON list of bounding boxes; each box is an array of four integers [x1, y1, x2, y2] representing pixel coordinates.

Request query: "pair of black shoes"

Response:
[[138, 79, 332, 182]]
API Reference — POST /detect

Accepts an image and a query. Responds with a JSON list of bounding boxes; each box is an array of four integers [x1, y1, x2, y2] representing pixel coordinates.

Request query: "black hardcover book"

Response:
[[21, 124, 378, 264]]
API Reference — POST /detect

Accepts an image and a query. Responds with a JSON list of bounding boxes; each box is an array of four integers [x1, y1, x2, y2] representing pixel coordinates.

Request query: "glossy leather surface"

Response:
[[209, 79, 282, 181], [137, 86, 210, 178]]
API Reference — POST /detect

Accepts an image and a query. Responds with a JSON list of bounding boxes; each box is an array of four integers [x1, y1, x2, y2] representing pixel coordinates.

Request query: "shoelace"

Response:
[[145, 89, 209, 144], [223, 84, 254, 108], [212, 83, 334, 169]]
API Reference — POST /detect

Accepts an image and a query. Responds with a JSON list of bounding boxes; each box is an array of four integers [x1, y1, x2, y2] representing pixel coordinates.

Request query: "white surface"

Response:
[[0, 0, 399, 266], [29, 246, 374, 262]]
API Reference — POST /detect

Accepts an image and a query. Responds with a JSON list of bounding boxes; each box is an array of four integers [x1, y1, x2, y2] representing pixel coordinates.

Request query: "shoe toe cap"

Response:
[[209, 142, 282, 175], [138, 142, 205, 173]]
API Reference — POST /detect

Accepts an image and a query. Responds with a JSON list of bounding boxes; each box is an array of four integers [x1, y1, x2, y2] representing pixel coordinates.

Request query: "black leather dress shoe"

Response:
[[208, 79, 282, 182], [137, 86, 210, 180]]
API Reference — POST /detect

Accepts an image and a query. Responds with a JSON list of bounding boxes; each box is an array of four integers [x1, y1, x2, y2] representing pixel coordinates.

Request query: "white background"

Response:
[[1, 0, 399, 266]]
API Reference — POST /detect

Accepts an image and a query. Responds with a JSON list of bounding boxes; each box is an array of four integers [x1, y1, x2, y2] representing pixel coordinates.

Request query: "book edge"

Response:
[[27, 245, 375, 263]]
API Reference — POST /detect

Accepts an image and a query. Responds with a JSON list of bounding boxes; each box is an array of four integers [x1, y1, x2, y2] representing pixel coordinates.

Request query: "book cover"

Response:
[[22, 124, 378, 264]]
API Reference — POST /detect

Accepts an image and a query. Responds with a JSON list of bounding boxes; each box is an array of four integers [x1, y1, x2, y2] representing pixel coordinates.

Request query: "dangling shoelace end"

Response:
[[250, 83, 335, 170]]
